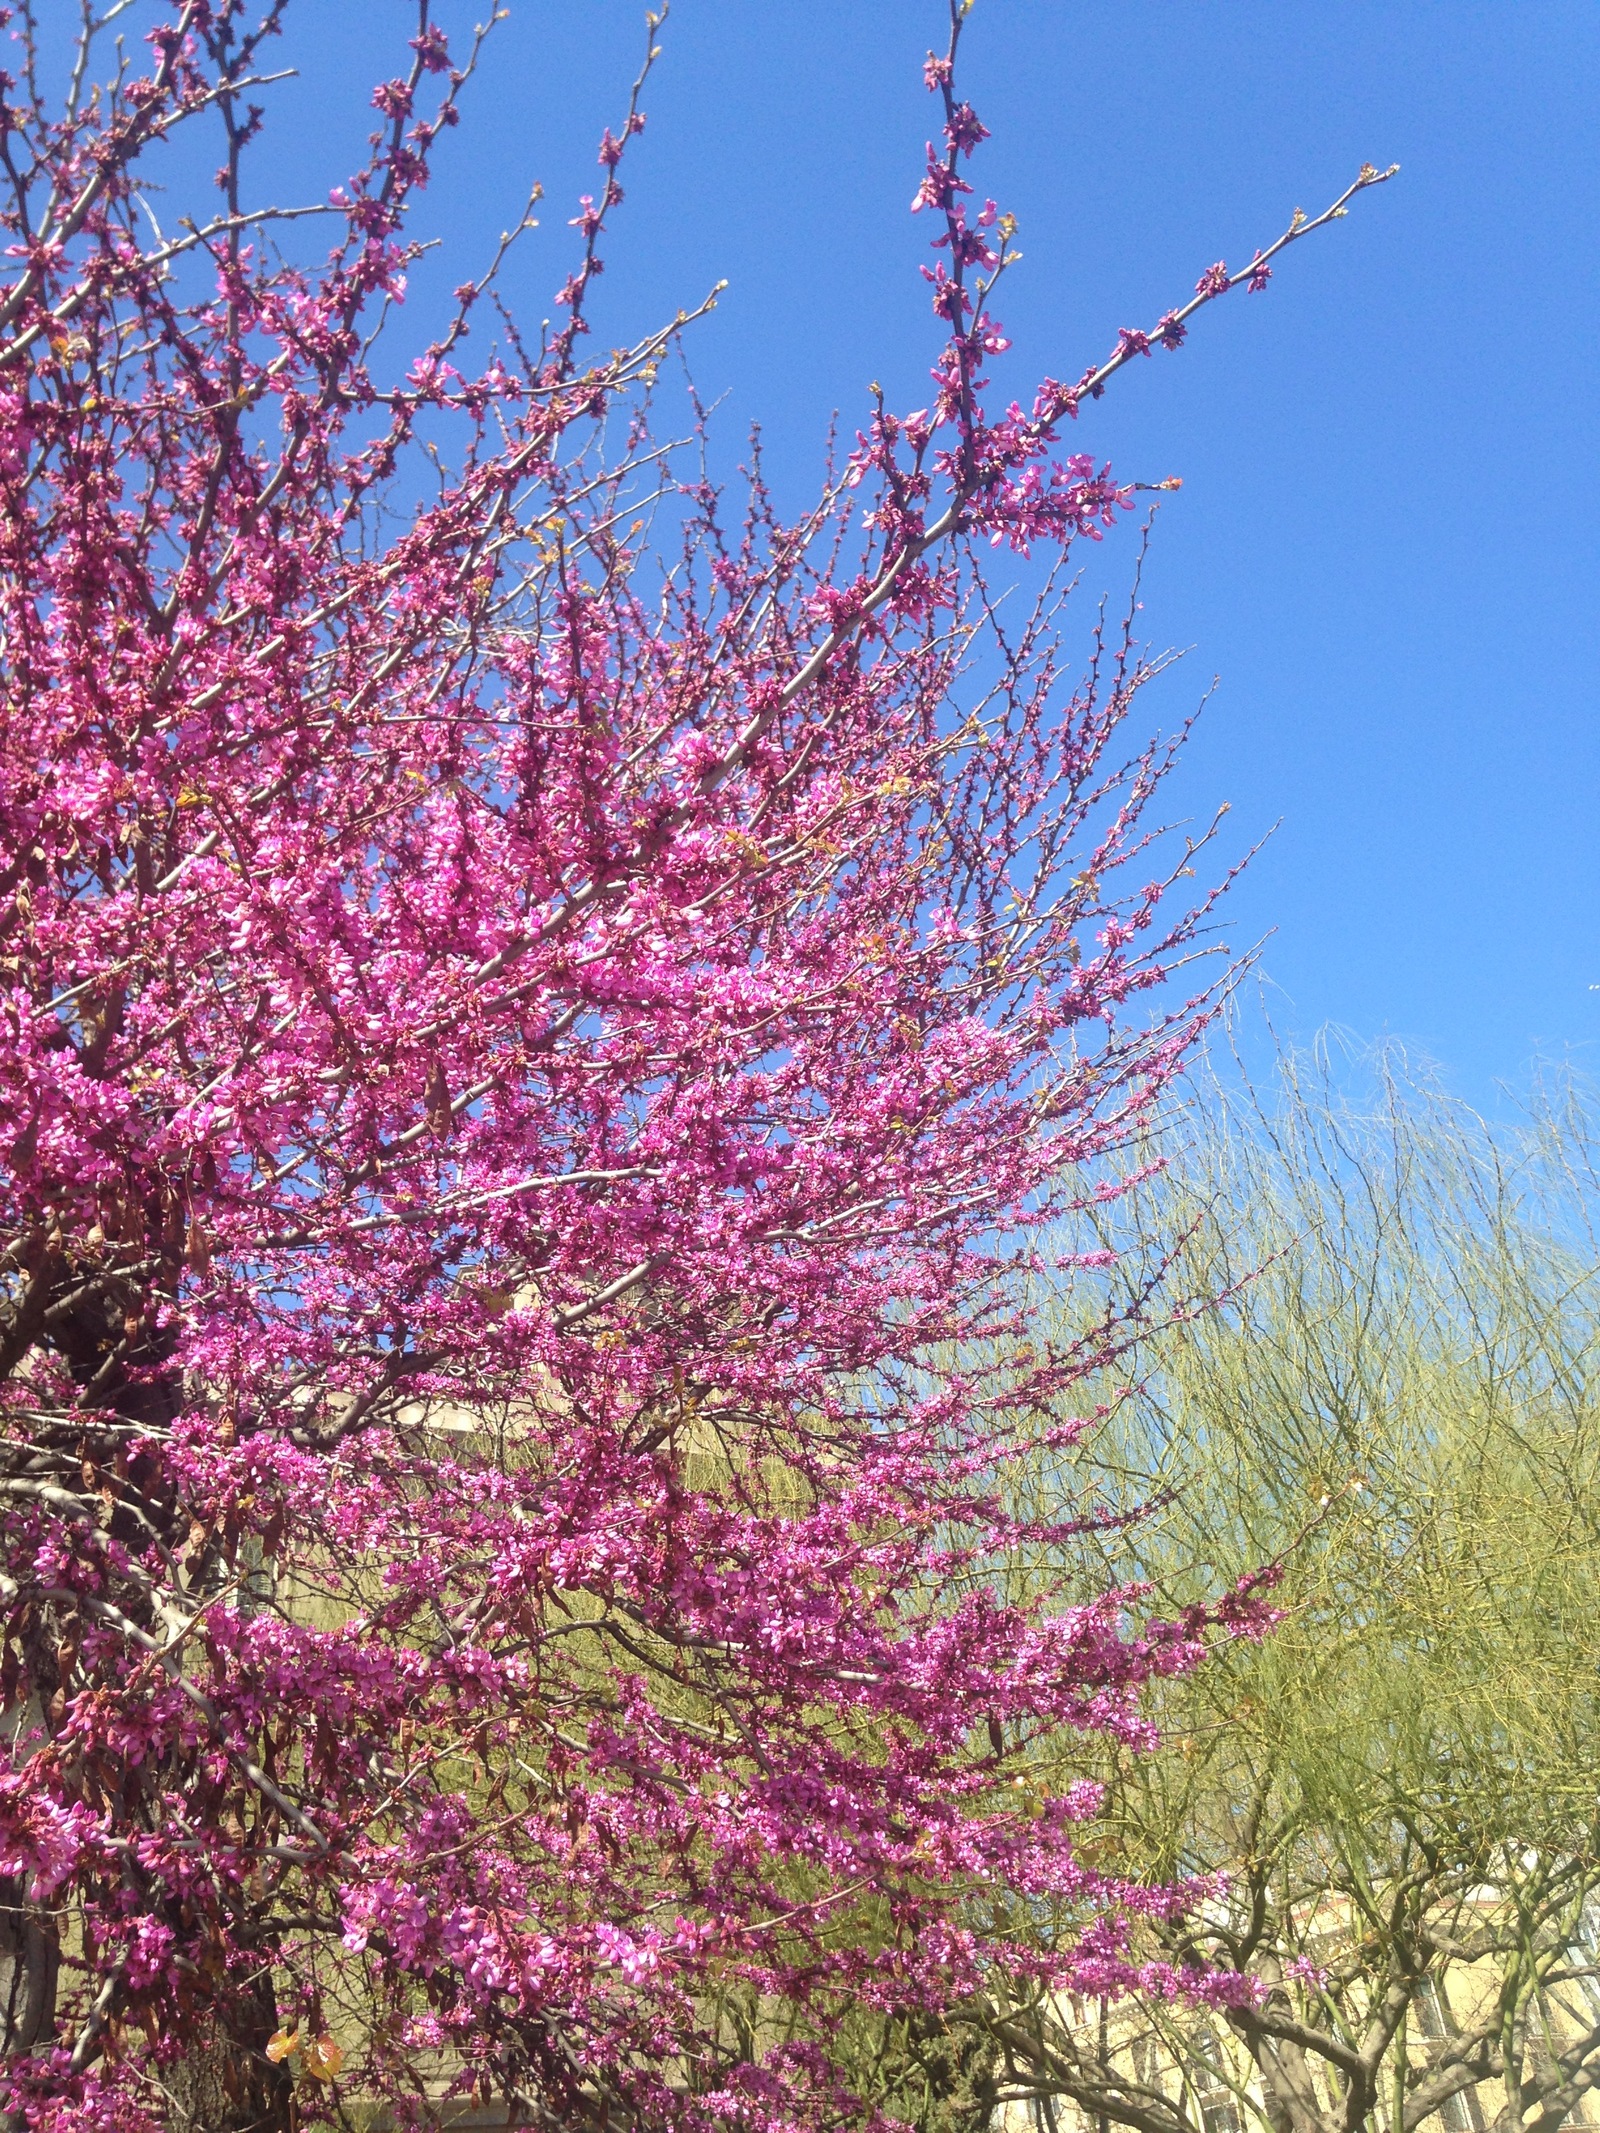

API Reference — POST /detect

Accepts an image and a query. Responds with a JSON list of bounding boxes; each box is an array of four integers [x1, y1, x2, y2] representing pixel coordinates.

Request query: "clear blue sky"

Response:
[[265, 3, 1599, 1110]]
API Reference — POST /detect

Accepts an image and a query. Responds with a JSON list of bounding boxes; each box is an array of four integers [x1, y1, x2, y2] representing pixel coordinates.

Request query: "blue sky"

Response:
[[269, 4, 1600, 1109]]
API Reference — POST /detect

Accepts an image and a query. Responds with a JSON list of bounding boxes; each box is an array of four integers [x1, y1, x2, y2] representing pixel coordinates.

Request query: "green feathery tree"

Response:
[[847, 1046, 1600, 2133]]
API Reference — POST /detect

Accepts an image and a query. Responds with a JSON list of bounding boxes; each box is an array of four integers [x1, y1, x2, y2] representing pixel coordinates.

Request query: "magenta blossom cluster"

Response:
[[0, 3, 1389, 2127]]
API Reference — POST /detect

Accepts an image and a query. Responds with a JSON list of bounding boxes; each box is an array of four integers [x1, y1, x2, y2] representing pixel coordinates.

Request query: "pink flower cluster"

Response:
[[0, 3, 1384, 2127]]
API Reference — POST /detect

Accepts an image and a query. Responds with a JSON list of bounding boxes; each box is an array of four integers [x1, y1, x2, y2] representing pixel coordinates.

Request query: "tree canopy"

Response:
[[0, 6, 1389, 2129]]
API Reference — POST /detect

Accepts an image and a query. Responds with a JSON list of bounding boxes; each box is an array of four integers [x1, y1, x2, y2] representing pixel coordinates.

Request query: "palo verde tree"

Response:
[[0, 4, 1389, 2127], [974, 1047, 1600, 2133]]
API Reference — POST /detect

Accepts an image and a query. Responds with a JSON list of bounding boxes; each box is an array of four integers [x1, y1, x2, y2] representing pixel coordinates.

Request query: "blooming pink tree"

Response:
[[0, 3, 1390, 2127]]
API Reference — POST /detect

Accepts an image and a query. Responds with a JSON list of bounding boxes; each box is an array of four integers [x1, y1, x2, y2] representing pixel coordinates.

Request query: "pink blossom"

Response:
[[0, 6, 1385, 2128]]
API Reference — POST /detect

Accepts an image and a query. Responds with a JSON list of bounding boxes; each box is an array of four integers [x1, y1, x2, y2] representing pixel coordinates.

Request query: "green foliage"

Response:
[[918, 1045, 1600, 2133], [1057, 1042, 1600, 1870], [838, 2013, 1002, 2133]]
